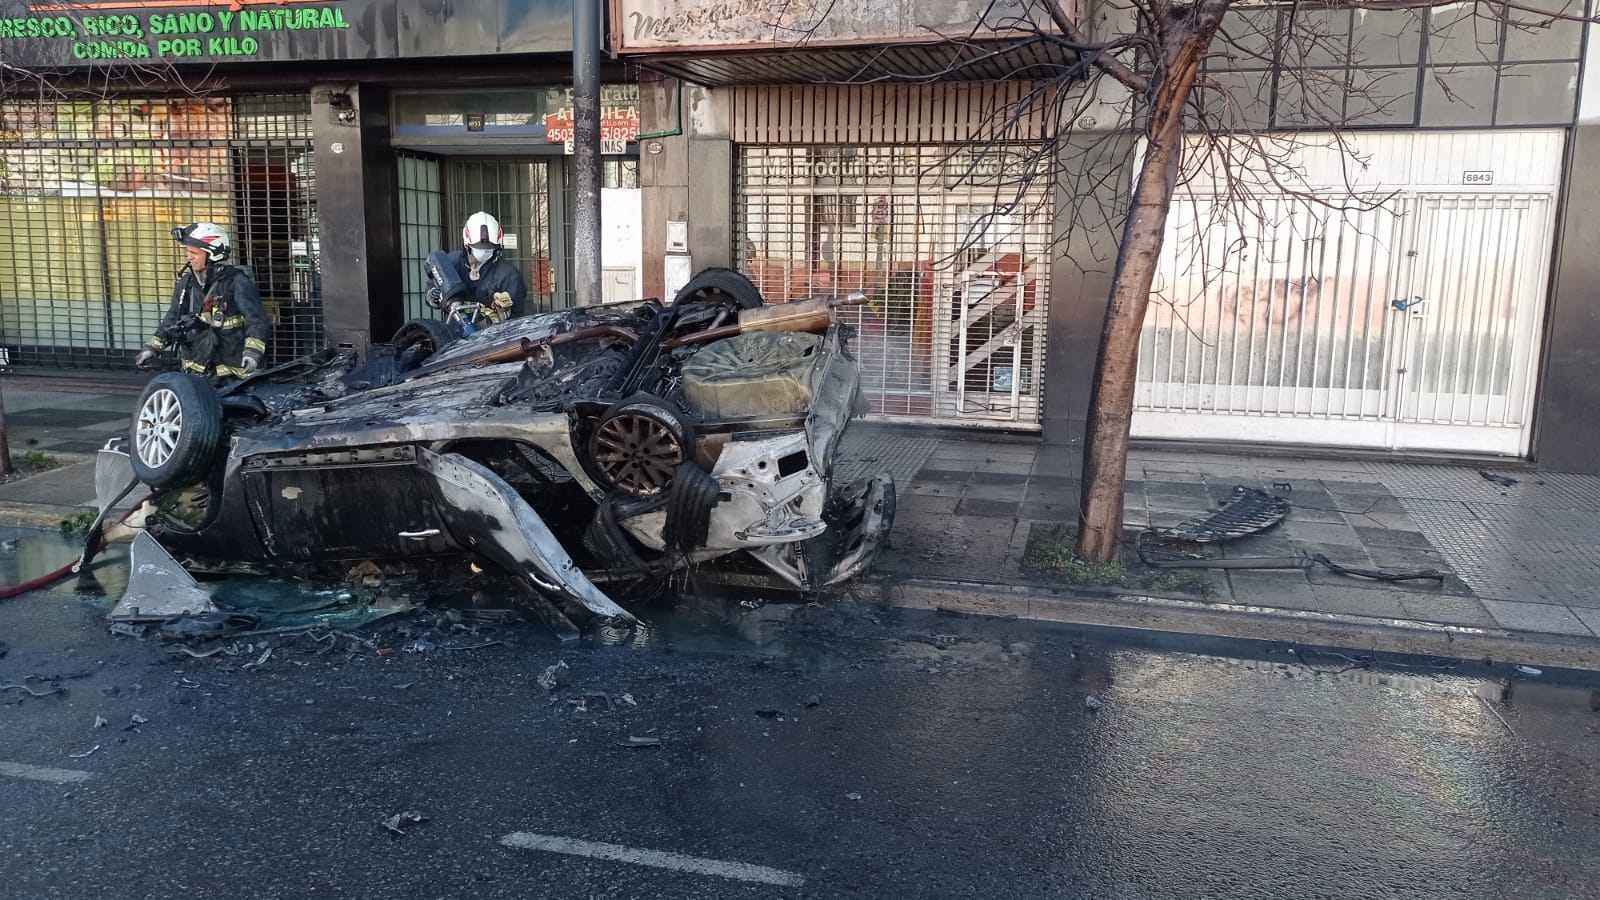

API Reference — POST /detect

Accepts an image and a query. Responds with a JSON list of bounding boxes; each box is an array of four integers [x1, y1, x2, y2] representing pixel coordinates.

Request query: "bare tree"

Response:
[[765, 0, 1592, 560]]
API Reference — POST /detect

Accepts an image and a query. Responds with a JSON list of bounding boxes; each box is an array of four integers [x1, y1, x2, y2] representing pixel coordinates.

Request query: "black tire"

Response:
[[673, 267, 765, 311], [129, 372, 223, 490], [586, 393, 696, 496], [392, 318, 460, 373]]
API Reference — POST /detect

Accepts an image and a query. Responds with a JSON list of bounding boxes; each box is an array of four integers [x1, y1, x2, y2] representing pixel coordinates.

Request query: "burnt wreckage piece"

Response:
[[103, 271, 897, 636], [1137, 486, 1443, 583]]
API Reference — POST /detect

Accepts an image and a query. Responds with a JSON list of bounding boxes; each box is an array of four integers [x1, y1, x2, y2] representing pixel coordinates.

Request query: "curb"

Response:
[[851, 576, 1600, 672], [0, 501, 86, 530]]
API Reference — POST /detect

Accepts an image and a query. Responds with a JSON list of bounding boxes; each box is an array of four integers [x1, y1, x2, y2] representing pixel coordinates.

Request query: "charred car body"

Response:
[[108, 270, 895, 629]]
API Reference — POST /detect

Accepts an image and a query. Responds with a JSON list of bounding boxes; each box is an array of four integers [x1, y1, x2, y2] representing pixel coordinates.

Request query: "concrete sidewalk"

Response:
[[5, 376, 1600, 666]]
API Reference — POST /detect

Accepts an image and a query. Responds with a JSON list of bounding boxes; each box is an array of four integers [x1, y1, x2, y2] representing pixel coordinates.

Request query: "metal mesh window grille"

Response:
[[444, 159, 561, 315], [398, 152, 443, 322], [736, 144, 1052, 427], [0, 93, 317, 369]]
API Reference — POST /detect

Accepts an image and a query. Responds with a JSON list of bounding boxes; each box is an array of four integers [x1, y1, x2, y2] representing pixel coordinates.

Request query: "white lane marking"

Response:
[[499, 832, 804, 887], [0, 761, 93, 784]]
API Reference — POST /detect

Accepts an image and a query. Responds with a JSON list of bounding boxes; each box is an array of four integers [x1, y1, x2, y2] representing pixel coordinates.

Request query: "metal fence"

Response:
[[0, 92, 318, 369]]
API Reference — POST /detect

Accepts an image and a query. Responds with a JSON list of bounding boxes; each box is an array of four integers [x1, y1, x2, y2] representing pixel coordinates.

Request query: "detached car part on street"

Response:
[[101, 269, 896, 631]]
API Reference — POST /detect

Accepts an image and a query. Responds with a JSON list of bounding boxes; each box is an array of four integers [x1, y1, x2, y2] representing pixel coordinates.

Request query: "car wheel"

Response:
[[673, 267, 765, 311], [588, 394, 695, 496], [393, 318, 460, 373], [130, 372, 223, 490]]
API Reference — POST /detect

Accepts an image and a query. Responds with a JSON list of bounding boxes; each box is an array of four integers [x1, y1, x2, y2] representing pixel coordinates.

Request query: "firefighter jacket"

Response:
[[450, 249, 529, 319], [146, 263, 271, 380]]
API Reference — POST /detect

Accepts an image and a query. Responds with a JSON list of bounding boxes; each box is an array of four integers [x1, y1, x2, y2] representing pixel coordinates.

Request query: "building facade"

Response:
[[618, 0, 1600, 472], [0, 0, 644, 369]]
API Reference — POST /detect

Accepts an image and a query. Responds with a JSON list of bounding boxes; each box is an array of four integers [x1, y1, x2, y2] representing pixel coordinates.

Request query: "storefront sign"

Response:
[[0, 0, 575, 67], [610, 0, 1061, 53], [543, 107, 641, 155], [752, 150, 1042, 189]]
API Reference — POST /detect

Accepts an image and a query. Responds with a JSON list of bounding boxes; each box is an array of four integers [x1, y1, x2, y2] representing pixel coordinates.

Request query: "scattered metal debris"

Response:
[[108, 533, 219, 623], [1152, 486, 1290, 543], [67, 745, 100, 759], [846, 792, 863, 801], [108, 622, 147, 639], [1085, 695, 1103, 711], [175, 646, 226, 659], [159, 613, 260, 641], [1516, 665, 1543, 677], [616, 736, 662, 748], [1479, 470, 1520, 488], [240, 649, 273, 670], [569, 693, 613, 713], [93, 715, 107, 729], [804, 695, 822, 708], [381, 811, 427, 836], [536, 660, 571, 692], [620, 693, 638, 707], [754, 708, 784, 720], [1, 682, 61, 698]]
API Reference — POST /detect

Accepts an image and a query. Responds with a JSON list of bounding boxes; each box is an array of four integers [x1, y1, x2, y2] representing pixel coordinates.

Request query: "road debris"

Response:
[[846, 792, 863, 801], [240, 648, 273, 670], [616, 736, 662, 748], [108, 622, 147, 639], [1516, 665, 1543, 677], [1085, 695, 1103, 711], [569, 693, 613, 713], [67, 745, 100, 759], [537, 660, 571, 692], [175, 646, 225, 659], [93, 715, 107, 729], [620, 693, 637, 707], [754, 708, 785, 720], [128, 714, 148, 729], [804, 695, 822, 708], [1479, 470, 1520, 488], [1, 682, 62, 698], [381, 811, 427, 836], [159, 613, 260, 640]]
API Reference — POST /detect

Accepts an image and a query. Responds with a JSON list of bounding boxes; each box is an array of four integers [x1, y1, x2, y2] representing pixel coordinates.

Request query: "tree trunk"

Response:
[[1076, 1, 1233, 562]]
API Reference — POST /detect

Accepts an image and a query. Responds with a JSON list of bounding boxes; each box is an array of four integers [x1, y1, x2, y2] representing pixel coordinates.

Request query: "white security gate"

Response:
[[1133, 131, 1562, 456], [735, 145, 1052, 426]]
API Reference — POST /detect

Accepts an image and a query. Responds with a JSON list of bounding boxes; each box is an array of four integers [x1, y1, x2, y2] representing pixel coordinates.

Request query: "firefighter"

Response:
[[451, 210, 528, 320], [134, 222, 270, 383]]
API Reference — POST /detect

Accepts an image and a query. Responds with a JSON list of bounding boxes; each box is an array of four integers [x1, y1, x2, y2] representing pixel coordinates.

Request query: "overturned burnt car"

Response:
[[108, 270, 895, 629]]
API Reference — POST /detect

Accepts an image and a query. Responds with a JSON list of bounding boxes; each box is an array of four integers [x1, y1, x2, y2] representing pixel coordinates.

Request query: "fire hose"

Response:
[[0, 477, 152, 601]]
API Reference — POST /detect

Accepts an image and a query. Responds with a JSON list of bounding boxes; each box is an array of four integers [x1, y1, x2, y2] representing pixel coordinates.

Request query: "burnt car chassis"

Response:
[[104, 274, 895, 633]]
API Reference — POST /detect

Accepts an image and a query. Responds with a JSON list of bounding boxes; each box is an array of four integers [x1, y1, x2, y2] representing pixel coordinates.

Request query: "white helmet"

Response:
[[173, 222, 230, 261], [462, 211, 503, 263]]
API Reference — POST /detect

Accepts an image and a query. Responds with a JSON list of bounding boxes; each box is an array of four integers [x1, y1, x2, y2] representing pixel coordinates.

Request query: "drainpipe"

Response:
[[572, 0, 602, 307]]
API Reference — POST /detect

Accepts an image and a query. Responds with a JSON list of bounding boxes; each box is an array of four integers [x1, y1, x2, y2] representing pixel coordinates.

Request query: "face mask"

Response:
[[471, 247, 495, 264]]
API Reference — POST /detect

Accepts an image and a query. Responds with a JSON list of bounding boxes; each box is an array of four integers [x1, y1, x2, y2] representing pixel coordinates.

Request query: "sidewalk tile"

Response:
[[1282, 521, 1363, 545], [908, 482, 961, 497], [1352, 527, 1433, 550], [955, 498, 1020, 517], [1228, 571, 1319, 611], [1570, 607, 1600, 635], [1017, 501, 1076, 521], [970, 470, 1030, 485], [965, 483, 1027, 502], [1310, 583, 1409, 619], [1398, 595, 1496, 627], [1480, 600, 1595, 636], [901, 494, 960, 515]]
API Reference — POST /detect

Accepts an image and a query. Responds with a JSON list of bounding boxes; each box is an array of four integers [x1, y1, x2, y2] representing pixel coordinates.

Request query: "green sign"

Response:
[[0, 5, 350, 60]]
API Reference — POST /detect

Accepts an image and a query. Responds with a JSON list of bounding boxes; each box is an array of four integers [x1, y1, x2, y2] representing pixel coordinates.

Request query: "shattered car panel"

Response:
[[107, 278, 895, 630]]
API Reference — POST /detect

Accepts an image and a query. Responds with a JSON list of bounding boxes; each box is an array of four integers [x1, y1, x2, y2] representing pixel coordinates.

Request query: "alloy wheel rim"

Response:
[[135, 387, 183, 469]]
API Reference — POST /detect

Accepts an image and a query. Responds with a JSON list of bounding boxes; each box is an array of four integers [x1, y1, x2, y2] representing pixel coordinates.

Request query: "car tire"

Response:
[[673, 267, 765, 311], [392, 318, 460, 373], [587, 394, 696, 496], [130, 372, 223, 490]]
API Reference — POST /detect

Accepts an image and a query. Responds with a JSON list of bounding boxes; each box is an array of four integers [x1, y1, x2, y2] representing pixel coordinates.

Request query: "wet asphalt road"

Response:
[[3, 551, 1600, 898]]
